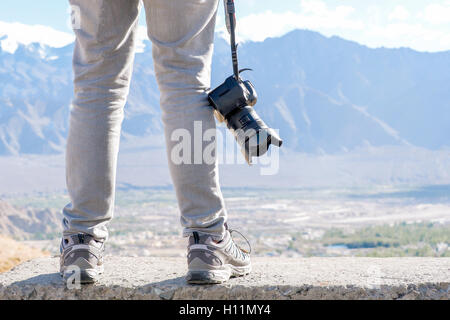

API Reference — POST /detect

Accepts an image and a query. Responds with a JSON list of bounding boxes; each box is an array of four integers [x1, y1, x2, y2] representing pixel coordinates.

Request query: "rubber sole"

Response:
[[186, 264, 251, 284], [61, 265, 104, 285]]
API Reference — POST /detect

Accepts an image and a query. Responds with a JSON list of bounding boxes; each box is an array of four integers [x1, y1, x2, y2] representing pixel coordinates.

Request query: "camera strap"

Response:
[[223, 0, 240, 80]]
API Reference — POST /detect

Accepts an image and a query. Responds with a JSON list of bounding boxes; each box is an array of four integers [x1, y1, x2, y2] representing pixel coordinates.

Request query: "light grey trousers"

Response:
[[62, 0, 227, 241]]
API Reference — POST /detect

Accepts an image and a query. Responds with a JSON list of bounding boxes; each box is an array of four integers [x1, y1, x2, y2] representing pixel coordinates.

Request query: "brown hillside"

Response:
[[0, 199, 60, 239], [0, 235, 49, 273]]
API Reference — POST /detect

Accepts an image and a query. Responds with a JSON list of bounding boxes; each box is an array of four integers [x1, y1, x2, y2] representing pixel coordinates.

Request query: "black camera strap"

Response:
[[223, 0, 240, 80]]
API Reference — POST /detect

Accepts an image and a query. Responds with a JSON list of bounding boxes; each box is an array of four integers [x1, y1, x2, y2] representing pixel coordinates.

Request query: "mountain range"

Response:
[[0, 29, 449, 156]]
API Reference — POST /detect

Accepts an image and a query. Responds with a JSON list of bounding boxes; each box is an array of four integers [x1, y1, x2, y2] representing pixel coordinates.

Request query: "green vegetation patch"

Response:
[[323, 222, 450, 257]]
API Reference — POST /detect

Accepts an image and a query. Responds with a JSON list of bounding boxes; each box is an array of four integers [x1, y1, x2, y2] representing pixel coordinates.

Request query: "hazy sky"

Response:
[[0, 0, 449, 52]]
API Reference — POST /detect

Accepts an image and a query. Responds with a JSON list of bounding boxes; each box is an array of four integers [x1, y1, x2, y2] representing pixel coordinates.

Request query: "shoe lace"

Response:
[[229, 228, 252, 255]]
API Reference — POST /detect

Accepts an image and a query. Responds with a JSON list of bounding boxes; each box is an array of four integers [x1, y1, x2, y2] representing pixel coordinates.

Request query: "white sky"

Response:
[[220, 0, 450, 52], [0, 0, 449, 53]]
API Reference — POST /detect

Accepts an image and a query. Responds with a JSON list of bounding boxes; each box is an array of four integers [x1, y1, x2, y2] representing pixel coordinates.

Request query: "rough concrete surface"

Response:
[[0, 257, 449, 300]]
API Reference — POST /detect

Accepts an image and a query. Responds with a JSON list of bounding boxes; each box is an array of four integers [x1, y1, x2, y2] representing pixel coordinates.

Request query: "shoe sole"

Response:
[[61, 265, 104, 285], [186, 264, 251, 284]]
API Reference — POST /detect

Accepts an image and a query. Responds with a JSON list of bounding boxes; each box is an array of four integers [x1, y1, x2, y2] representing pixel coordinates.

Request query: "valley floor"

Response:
[[2, 186, 449, 260]]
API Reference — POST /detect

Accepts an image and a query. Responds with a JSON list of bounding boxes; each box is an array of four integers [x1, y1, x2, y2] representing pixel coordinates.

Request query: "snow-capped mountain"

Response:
[[0, 28, 449, 156]]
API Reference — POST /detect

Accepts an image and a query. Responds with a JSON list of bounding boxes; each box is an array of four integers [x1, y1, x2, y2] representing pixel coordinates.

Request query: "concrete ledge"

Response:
[[0, 257, 449, 300]]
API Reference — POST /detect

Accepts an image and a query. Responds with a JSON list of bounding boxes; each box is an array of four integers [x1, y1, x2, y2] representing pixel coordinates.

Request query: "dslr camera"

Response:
[[208, 73, 282, 164]]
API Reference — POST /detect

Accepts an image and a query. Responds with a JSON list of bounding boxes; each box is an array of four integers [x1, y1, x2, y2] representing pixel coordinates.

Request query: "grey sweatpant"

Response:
[[62, 0, 227, 241]]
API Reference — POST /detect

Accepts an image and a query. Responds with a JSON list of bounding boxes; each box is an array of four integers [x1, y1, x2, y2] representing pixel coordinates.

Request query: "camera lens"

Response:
[[227, 106, 282, 161]]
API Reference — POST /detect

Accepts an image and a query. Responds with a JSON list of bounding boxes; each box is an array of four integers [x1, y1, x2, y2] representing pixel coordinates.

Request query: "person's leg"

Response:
[[62, 0, 141, 241], [143, 0, 227, 240]]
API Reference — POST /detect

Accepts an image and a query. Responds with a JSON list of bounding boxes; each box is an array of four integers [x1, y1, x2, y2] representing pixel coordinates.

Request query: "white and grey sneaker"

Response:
[[186, 228, 252, 284], [60, 233, 105, 284]]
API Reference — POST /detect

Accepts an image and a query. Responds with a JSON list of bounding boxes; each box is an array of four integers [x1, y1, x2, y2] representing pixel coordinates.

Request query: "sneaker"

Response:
[[186, 228, 252, 284], [60, 233, 105, 284]]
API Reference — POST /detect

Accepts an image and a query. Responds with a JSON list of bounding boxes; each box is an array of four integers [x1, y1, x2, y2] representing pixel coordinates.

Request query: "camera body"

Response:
[[209, 75, 257, 117], [208, 74, 282, 163]]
